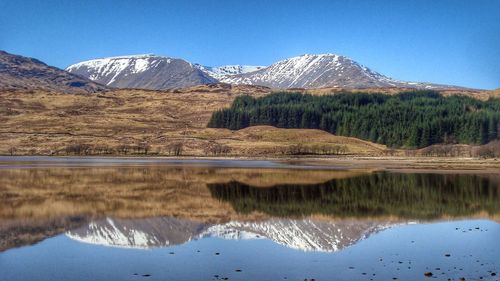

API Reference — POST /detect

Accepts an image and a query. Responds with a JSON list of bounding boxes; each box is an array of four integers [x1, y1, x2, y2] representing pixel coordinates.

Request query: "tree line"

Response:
[[207, 91, 500, 148]]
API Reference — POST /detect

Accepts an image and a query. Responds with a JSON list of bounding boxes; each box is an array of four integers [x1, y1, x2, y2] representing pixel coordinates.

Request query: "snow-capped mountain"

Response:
[[66, 217, 398, 252], [195, 64, 265, 80], [222, 53, 452, 89], [66, 54, 217, 90], [66, 53, 464, 90]]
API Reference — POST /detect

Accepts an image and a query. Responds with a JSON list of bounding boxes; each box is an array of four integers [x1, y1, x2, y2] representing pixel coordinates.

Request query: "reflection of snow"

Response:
[[200, 219, 397, 252], [66, 218, 164, 249], [66, 217, 399, 252]]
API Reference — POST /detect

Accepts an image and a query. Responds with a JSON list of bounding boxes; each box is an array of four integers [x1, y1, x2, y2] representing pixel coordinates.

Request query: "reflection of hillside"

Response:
[[202, 168, 366, 187], [0, 166, 358, 221], [208, 173, 500, 219], [0, 216, 88, 252]]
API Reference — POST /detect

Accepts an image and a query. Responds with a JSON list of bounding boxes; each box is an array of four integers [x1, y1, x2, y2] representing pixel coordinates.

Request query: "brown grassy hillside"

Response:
[[305, 87, 492, 100], [2, 84, 496, 157], [0, 84, 385, 156]]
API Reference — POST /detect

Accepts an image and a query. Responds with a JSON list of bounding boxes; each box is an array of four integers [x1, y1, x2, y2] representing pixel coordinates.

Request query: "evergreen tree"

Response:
[[206, 91, 500, 148]]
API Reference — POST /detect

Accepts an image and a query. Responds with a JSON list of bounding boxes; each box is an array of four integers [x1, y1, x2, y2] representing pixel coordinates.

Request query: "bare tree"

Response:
[[204, 142, 231, 156], [8, 147, 17, 156], [167, 142, 184, 156], [134, 142, 151, 155], [93, 145, 114, 155], [116, 145, 131, 155], [65, 143, 93, 155]]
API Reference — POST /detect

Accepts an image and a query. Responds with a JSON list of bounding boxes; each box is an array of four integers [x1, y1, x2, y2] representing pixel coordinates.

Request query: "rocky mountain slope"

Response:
[[221, 54, 462, 89], [66, 217, 397, 252], [0, 50, 107, 94], [67, 53, 466, 90], [66, 54, 217, 90], [195, 64, 265, 80]]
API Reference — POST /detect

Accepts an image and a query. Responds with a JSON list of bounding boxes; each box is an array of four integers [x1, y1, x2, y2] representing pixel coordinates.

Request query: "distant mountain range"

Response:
[[0, 50, 473, 92], [67, 53, 467, 90], [66, 217, 398, 252], [0, 51, 106, 94]]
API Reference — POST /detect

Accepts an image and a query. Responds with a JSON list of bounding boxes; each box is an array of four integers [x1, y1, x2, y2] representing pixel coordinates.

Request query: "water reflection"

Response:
[[1, 166, 498, 223], [66, 217, 394, 252], [0, 160, 499, 281], [209, 172, 500, 219], [0, 164, 499, 252], [0, 166, 362, 221]]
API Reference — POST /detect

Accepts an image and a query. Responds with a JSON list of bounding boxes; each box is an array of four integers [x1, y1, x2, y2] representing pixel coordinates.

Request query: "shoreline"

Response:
[[1, 155, 499, 172]]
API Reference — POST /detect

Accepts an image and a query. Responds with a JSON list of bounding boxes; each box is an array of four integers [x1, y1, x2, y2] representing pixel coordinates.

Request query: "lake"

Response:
[[0, 156, 499, 281]]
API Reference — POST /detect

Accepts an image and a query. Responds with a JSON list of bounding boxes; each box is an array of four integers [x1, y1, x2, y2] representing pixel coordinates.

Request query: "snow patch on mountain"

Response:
[[66, 54, 166, 85], [221, 53, 398, 88], [195, 64, 265, 80], [218, 54, 461, 89], [66, 54, 217, 89]]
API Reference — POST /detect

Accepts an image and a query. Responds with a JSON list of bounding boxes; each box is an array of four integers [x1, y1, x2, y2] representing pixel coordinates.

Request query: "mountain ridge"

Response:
[[66, 54, 217, 90], [66, 53, 471, 91], [0, 50, 107, 94], [194, 64, 265, 80], [219, 53, 466, 89]]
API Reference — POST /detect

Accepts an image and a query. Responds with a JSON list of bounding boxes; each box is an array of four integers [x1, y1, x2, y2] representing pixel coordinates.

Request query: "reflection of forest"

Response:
[[208, 172, 500, 219], [0, 166, 362, 221]]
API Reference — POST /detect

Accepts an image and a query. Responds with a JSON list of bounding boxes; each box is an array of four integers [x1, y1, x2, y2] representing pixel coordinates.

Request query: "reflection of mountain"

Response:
[[66, 217, 396, 252], [208, 173, 500, 219], [201, 219, 395, 252], [67, 217, 208, 249]]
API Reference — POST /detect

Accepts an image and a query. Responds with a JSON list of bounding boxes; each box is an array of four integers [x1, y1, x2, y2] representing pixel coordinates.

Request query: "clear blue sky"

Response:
[[1, 0, 499, 89]]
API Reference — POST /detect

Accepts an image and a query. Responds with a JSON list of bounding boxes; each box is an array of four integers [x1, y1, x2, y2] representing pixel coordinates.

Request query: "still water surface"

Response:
[[0, 157, 498, 281]]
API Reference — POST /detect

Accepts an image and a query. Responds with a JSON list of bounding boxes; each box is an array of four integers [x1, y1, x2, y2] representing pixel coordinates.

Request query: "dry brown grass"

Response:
[[488, 88, 500, 99], [0, 84, 385, 156], [2, 84, 495, 157], [304, 87, 493, 100]]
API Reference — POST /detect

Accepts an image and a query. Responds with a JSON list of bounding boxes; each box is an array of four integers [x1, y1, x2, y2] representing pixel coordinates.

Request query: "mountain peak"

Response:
[[219, 52, 389, 88], [66, 54, 217, 89], [297, 53, 340, 57], [291, 53, 346, 61], [88, 53, 156, 60]]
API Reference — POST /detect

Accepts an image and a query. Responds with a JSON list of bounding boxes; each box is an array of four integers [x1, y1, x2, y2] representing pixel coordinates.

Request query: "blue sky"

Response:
[[0, 0, 499, 89]]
